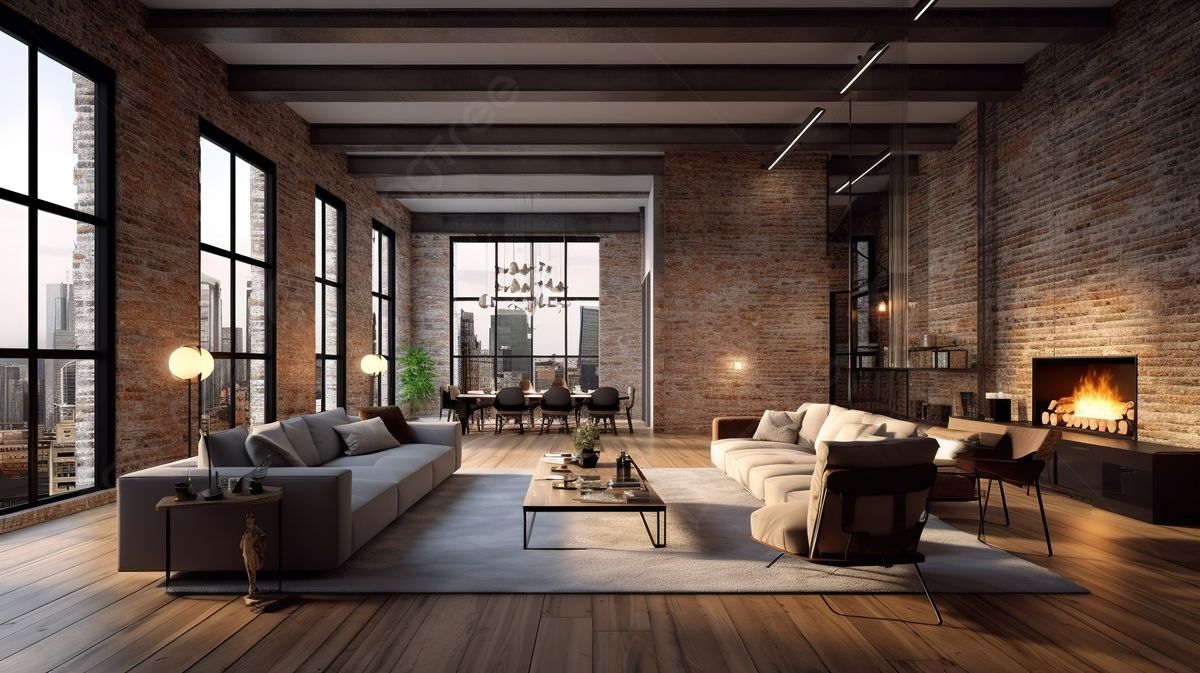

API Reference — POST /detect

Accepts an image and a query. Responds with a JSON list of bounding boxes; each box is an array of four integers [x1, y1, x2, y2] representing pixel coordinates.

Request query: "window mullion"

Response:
[[26, 42, 38, 506]]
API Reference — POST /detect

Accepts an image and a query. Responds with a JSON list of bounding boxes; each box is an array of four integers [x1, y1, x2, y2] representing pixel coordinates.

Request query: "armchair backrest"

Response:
[[808, 437, 938, 560], [625, 386, 636, 409], [589, 386, 620, 410], [541, 386, 572, 410]]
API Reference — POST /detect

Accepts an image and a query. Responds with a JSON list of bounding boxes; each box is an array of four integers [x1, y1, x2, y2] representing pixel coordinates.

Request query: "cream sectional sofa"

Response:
[[117, 408, 460, 573], [711, 403, 919, 504]]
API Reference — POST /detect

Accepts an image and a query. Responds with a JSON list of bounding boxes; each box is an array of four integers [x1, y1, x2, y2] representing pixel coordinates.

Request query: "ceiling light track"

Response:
[[839, 41, 889, 96], [835, 150, 892, 194], [913, 0, 940, 22], [766, 107, 826, 171]]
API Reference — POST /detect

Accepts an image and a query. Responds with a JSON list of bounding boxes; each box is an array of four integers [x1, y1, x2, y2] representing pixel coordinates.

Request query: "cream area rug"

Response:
[[171, 468, 1086, 595]]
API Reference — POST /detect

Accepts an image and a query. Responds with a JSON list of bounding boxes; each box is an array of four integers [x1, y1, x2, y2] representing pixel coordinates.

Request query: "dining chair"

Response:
[[538, 387, 574, 435], [492, 386, 529, 434], [586, 387, 621, 434], [623, 387, 637, 434], [439, 385, 459, 422]]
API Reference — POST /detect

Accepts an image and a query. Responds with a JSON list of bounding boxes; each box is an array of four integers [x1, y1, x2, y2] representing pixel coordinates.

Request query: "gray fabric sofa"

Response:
[[711, 403, 921, 505], [117, 408, 461, 573]]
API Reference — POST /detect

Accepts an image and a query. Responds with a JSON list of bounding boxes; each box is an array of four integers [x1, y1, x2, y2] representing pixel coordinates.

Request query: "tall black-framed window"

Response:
[[198, 121, 276, 432], [0, 7, 116, 513], [449, 237, 600, 392], [371, 221, 396, 406], [315, 189, 345, 412]]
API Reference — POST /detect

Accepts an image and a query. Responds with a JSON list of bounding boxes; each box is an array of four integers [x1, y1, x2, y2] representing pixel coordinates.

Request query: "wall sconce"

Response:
[[732, 360, 745, 371], [877, 300, 889, 314]]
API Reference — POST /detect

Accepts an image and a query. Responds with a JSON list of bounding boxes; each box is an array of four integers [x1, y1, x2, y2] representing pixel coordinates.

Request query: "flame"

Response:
[[1072, 368, 1127, 421]]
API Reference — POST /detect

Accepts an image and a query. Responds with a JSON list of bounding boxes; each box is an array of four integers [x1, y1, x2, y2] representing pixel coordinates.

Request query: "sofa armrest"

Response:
[[117, 466, 353, 572], [408, 421, 462, 470], [712, 416, 761, 441]]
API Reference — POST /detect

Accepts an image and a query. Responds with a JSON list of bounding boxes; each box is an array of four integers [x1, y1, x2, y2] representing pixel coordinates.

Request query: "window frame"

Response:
[[371, 221, 396, 406], [197, 120, 277, 430], [314, 188, 346, 411], [0, 6, 116, 513], [448, 236, 600, 391]]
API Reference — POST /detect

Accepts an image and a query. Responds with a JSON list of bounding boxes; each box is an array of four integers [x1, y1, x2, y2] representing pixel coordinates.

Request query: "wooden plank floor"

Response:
[[2, 429, 1199, 672]]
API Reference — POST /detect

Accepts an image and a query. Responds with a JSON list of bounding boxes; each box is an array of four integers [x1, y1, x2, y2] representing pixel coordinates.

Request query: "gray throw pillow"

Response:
[[245, 433, 305, 468], [333, 417, 400, 456], [752, 410, 801, 444]]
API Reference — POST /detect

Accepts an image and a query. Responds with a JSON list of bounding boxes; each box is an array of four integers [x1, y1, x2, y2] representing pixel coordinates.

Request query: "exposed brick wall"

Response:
[[655, 152, 832, 432], [410, 232, 645, 418], [908, 114, 980, 414], [981, 0, 1200, 446], [0, 0, 411, 529]]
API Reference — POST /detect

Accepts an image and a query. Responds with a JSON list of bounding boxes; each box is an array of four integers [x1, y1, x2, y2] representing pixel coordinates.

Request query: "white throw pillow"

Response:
[[753, 410, 802, 444], [833, 422, 882, 442], [333, 417, 400, 456], [814, 407, 868, 452]]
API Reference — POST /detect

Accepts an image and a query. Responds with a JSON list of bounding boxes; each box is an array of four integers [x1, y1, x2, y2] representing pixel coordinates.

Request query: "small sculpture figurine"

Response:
[[239, 512, 266, 607]]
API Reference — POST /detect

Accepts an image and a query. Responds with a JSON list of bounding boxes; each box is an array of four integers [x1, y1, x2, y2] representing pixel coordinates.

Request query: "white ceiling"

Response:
[[399, 196, 646, 212]]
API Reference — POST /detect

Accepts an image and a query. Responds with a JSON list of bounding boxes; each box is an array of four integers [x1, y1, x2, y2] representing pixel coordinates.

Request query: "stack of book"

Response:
[[608, 479, 642, 489], [623, 489, 653, 503]]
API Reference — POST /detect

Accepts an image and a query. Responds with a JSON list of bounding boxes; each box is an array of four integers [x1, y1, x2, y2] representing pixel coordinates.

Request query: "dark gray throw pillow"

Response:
[[333, 417, 400, 456], [245, 433, 306, 468]]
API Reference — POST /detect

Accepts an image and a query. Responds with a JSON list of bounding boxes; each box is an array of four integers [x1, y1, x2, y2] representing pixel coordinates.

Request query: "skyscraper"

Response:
[[0, 362, 29, 429], [492, 309, 531, 385], [457, 310, 482, 390], [42, 283, 76, 427], [578, 306, 599, 390]]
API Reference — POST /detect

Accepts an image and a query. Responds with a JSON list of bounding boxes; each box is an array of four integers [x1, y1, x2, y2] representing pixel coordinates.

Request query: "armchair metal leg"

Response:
[[998, 480, 1010, 526], [914, 563, 943, 625], [1035, 480, 1053, 557], [766, 552, 785, 568], [626, 409, 633, 434]]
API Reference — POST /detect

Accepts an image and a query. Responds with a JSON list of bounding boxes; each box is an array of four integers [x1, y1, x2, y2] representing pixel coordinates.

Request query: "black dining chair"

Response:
[[493, 386, 529, 434], [624, 386, 637, 434], [538, 387, 574, 435], [439, 385, 459, 422], [586, 386, 621, 434]]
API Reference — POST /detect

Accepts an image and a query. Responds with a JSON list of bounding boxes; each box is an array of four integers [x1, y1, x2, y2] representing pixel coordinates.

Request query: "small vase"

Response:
[[576, 449, 600, 468]]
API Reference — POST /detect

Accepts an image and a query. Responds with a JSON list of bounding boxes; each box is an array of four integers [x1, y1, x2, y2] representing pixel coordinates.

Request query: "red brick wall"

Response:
[[654, 152, 833, 431], [908, 114, 980, 413], [0, 0, 411, 489], [982, 0, 1200, 445]]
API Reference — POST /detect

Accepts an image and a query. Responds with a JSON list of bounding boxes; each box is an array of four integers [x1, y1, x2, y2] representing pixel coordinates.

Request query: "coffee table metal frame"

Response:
[[522, 460, 666, 550]]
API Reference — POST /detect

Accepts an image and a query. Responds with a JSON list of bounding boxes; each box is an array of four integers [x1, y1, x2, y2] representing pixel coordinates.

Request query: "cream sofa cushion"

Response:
[[861, 413, 919, 439], [813, 408, 868, 452], [710, 438, 802, 473], [750, 500, 811, 555], [797, 403, 837, 449]]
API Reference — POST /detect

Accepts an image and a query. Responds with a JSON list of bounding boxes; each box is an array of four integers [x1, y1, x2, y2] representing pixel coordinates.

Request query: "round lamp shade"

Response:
[[197, 348, 215, 380], [360, 354, 387, 375], [168, 346, 202, 380]]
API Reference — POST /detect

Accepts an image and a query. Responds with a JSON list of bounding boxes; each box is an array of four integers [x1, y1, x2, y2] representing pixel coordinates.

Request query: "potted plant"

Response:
[[398, 346, 437, 414], [571, 420, 603, 467]]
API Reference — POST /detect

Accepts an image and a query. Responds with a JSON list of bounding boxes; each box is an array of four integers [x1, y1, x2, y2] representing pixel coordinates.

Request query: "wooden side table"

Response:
[[155, 486, 283, 596]]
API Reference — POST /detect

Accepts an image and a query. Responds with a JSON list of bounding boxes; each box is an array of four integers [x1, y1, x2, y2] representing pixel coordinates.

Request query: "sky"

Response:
[[0, 31, 94, 348]]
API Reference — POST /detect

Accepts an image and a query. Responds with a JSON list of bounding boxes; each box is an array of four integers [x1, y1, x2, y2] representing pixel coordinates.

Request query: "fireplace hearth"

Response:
[[1032, 357, 1137, 438]]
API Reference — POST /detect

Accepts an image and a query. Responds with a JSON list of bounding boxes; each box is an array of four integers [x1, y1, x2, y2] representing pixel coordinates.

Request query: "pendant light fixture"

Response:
[[835, 150, 892, 194], [913, 0, 939, 21], [767, 107, 826, 171], [839, 41, 889, 95]]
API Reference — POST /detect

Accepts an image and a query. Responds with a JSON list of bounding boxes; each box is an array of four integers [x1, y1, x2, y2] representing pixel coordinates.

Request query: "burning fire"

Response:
[[1072, 368, 1127, 421]]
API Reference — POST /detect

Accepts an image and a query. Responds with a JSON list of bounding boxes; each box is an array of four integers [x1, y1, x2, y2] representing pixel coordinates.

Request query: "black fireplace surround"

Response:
[[1032, 356, 1138, 438]]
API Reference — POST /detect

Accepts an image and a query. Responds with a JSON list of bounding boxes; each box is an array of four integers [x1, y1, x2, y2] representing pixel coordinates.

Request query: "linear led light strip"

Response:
[[913, 0, 940, 22], [835, 151, 892, 194], [839, 41, 890, 95], [766, 107, 826, 171]]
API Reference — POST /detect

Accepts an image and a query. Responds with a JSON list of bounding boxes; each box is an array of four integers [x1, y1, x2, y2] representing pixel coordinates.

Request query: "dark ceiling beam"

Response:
[[387, 191, 650, 199], [148, 9, 1110, 44], [313, 124, 959, 154], [228, 64, 1022, 103], [411, 212, 641, 234], [827, 154, 919, 177], [349, 155, 664, 178]]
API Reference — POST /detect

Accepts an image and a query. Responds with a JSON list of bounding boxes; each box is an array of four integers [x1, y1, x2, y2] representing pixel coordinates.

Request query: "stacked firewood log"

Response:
[[1041, 397, 1135, 435]]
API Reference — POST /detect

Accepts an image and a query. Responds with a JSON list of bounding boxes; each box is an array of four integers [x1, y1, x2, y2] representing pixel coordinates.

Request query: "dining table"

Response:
[[452, 390, 626, 434]]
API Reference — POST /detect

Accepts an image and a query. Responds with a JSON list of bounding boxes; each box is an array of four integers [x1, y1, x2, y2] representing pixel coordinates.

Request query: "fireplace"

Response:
[[1032, 356, 1137, 438]]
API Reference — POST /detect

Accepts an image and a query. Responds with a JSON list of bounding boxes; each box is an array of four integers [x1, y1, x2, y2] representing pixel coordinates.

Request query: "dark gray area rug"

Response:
[[170, 467, 1086, 595]]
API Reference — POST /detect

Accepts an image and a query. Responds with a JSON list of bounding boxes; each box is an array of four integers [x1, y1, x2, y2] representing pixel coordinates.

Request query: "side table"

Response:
[[155, 486, 283, 599]]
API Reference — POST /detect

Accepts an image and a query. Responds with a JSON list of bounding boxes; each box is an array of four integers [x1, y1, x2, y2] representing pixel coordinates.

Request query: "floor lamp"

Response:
[[361, 354, 387, 405], [168, 344, 214, 456]]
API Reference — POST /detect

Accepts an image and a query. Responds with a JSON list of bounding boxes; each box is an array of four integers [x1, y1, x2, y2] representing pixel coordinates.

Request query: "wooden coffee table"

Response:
[[522, 459, 666, 549]]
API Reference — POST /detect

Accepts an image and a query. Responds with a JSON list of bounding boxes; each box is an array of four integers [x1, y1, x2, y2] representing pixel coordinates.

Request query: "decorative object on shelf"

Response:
[[615, 450, 633, 481], [173, 481, 195, 501], [571, 420, 602, 468], [959, 391, 978, 419], [231, 459, 270, 495], [984, 392, 1013, 423], [168, 345, 214, 457], [398, 346, 437, 411]]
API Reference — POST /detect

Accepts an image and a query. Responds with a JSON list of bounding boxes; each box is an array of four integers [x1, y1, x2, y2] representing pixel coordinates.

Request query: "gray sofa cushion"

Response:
[[280, 417, 322, 466], [350, 479, 400, 552], [198, 427, 252, 468], [303, 408, 357, 464], [334, 417, 399, 456], [376, 445, 457, 486], [245, 433, 306, 468]]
